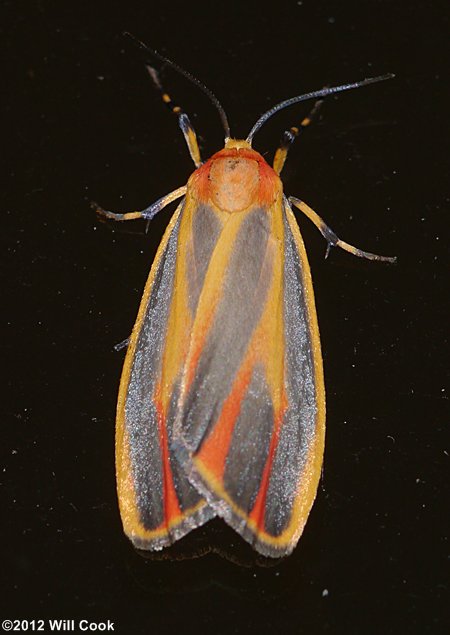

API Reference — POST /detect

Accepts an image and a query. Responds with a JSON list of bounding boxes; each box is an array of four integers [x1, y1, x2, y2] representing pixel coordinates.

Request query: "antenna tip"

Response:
[[372, 72, 395, 82]]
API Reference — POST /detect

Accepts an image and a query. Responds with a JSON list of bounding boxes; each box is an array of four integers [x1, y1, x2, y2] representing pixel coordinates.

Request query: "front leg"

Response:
[[92, 186, 187, 222], [289, 196, 396, 263]]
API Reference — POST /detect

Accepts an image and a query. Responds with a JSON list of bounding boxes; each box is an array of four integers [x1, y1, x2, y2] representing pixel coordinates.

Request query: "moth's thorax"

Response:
[[190, 139, 282, 212]]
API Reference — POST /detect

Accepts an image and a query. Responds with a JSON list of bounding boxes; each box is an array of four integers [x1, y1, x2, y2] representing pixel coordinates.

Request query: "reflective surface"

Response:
[[3, 1, 448, 633]]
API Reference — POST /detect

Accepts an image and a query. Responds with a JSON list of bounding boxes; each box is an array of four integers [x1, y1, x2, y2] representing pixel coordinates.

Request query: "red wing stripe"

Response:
[[155, 399, 182, 523], [195, 359, 254, 478], [248, 398, 287, 531]]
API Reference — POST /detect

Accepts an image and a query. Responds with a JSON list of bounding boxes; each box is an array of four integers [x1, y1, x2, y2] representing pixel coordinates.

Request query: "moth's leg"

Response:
[[288, 196, 396, 262], [273, 98, 324, 175], [146, 65, 202, 168], [92, 186, 187, 222], [114, 337, 130, 352]]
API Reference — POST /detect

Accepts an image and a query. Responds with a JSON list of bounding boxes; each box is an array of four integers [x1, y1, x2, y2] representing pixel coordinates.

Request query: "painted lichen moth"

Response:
[[94, 36, 396, 558]]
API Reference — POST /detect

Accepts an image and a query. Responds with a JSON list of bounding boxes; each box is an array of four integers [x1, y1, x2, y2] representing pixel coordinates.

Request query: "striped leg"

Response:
[[289, 196, 396, 262], [273, 98, 324, 175], [92, 186, 187, 222], [146, 65, 202, 167]]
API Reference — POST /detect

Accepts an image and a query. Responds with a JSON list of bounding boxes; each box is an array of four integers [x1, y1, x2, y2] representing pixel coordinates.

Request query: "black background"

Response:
[[3, 0, 448, 633]]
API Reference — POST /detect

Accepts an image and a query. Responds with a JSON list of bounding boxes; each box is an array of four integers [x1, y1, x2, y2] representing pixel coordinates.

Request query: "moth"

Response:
[[95, 36, 395, 557]]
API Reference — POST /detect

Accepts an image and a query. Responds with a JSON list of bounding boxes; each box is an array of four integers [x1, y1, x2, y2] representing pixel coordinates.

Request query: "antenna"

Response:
[[246, 74, 394, 143], [123, 32, 231, 140]]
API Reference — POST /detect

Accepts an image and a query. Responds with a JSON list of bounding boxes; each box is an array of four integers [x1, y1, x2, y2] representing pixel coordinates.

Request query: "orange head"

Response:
[[189, 140, 282, 212]]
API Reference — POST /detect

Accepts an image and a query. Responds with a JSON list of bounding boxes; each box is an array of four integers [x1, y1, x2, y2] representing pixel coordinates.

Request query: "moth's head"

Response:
[[190, 139, 281, 212], [223, 139, 252, 151]]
